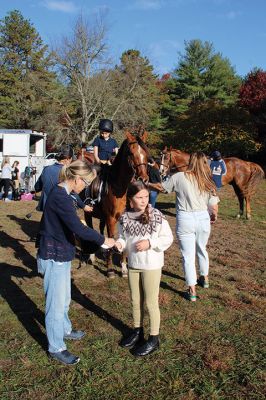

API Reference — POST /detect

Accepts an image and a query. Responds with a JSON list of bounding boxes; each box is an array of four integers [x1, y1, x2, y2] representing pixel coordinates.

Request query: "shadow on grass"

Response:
[[71, 282, 130, 335], [0, 231, 37, 272], [0, 263, 47, 351], [7, 214, 40, 242], [162, 270, 185, 281], [160, 281, 187, 299]]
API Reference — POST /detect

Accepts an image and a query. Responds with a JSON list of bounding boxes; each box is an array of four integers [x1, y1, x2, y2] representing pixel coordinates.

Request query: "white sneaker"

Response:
[[4, 198, 12, 202]]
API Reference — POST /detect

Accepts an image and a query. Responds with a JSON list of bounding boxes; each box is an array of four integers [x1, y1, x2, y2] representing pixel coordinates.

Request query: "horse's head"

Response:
[[125, 131, 149, 184], [160, 147, 189, 176], [159, 146, 171, 177]]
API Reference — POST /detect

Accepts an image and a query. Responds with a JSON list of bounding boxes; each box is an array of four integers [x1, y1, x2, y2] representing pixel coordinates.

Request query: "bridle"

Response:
[[160, 151, 188, 174], [127, 140, 148, 179]]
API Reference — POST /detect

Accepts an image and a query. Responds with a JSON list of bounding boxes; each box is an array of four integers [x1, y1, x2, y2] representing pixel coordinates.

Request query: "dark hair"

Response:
[[56, 144, 74, 161], [126, 181, 150, 224]]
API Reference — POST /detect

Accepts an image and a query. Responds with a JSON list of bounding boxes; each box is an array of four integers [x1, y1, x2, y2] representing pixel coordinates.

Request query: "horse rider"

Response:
[[93, 119, 119, 166]]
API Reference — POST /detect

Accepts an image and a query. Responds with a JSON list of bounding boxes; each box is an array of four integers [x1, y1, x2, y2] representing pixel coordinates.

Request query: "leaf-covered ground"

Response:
[[0, 182, 265, 400]]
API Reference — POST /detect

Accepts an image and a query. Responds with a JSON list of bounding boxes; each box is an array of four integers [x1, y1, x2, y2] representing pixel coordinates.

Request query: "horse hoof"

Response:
[[247, 214, 251, 220], [107, 270, 115, 279], [236, 214, 241, 219]]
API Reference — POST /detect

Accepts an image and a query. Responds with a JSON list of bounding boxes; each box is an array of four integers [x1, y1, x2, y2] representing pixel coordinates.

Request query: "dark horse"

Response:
[[81, 130, 149, 277], [160, 147, 264, 219]]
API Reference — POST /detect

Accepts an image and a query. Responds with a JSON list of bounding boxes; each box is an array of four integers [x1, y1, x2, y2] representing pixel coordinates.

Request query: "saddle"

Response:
[[84, 166, 109, 205]]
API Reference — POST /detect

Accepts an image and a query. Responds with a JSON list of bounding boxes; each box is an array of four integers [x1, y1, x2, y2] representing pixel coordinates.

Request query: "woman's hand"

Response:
[[210, 213, 217, 224], [104, 238, 115, 248], [84, 205, 93, 213], [114, 241, 123, 252], [135, 239, 150, 252]]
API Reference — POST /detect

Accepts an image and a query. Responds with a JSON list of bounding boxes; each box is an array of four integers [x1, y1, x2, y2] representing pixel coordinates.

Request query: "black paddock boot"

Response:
[[132, 335, 159, 357], [120, 327, 144, 349]]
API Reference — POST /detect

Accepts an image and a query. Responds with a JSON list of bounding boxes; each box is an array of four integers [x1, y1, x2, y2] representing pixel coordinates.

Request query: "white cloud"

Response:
[[149, 40, 180, 58], [226, 10, 241, 20], [130, 0, 164, 10], [42, 1, 78, 13]]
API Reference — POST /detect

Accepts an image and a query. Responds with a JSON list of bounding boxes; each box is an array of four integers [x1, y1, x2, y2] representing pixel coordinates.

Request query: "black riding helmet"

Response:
[[212, 150, 221, 161], [99, 119, 113, 133]]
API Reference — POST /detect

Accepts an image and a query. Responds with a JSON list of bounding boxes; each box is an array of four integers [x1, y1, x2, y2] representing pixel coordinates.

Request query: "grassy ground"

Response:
[[0, 182, 265, 400]]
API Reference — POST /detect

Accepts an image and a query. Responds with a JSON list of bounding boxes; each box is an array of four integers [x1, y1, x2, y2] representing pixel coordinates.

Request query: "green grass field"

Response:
[[0, 182, 265, 400]]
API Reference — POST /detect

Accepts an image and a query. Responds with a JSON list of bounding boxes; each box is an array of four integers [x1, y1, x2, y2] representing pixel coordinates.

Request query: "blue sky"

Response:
[[0, 0, 265, 77]]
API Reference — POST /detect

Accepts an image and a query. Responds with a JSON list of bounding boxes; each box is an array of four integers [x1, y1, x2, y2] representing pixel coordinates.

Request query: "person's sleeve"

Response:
[[116, 221, 126, 251], [113, 139, 119, 148], [35, 173, 43, 192], [208, 194, 220, 207], [55, 193, 104, 245], [162, 175, 175, 193], [221, 160, 227, 175], [149, 218, 174, 252], [92, 137, 99, 147]]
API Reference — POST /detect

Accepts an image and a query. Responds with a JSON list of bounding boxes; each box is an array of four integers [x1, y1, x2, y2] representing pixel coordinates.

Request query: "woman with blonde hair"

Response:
[[0, 156, 13, 202], [150, 152, 219, 301], [37, 160, 115, 365]]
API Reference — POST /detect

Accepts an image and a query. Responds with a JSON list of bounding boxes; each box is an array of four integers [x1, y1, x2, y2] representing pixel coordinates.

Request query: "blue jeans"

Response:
[[37, 258, 72, 353], [176, 211, 211, 286], [149, 190, 158, 208]]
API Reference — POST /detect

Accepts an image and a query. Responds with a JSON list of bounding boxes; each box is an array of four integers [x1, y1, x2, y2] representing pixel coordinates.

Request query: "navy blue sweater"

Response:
[[38, 185, 105, 262]]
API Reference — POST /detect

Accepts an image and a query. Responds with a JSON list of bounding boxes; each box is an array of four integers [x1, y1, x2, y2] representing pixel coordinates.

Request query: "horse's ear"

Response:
[[125, 130, 135, 141], [140, 131, 148, 143]]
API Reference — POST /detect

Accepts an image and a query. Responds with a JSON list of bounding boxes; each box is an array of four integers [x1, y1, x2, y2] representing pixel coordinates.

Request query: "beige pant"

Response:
[[128, 268, 162, 336]]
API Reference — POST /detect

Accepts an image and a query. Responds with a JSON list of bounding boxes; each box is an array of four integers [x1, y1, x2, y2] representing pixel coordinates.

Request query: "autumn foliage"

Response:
[[239, 70, 266, 113]]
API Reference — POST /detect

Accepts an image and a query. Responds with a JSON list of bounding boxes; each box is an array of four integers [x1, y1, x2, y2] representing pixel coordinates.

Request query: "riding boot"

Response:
[[132, 335, 159, 357], [120, 327, 144, 349]]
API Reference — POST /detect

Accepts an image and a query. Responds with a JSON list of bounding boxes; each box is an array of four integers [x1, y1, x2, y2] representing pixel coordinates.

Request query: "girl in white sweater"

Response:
[[115, 181, 173, 357]]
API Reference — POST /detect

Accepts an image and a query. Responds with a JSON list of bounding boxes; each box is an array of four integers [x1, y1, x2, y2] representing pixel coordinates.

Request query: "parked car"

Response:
[[44, 152, 58, 166]]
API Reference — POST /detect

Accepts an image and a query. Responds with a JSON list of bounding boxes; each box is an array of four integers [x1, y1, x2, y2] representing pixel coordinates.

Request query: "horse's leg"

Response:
[[84, 212, 96, 264], [232, 183, 244, 218], [99, 218, 105, 235], [245, 195, 251, 220]]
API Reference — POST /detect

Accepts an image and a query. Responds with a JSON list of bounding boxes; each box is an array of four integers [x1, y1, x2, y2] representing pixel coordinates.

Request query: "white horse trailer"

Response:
[[0, 129, 46, 190]]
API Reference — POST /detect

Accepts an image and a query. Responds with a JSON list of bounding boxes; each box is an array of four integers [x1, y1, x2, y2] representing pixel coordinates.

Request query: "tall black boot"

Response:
[[120, 327, 144, 349], [132, 334, 159, 357]]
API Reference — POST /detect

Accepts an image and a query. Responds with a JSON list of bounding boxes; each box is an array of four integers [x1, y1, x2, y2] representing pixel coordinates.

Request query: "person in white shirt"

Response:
[[0, 157, 13, 202], [115, 181, 173, 357], [161, 152, 219, 301]]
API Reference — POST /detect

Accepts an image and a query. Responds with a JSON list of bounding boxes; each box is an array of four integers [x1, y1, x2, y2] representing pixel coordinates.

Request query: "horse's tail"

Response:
[[243, 163, 265, 197]]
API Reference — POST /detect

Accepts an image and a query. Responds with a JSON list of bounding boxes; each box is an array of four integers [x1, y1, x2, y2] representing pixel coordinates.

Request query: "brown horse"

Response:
[[83, 131, 150, 277], [160, 147, 264, 219]]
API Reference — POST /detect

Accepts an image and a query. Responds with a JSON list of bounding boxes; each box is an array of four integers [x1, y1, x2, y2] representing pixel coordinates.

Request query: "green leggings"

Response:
[[128, 268, 162, 336]]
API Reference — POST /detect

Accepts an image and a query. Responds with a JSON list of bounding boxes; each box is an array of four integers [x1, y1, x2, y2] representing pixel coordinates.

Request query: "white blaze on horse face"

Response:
[[160, 154, 165, 174]]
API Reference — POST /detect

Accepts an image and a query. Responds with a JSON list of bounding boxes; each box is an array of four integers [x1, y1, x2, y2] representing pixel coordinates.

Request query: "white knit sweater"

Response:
[[116, 207, 173, 270]]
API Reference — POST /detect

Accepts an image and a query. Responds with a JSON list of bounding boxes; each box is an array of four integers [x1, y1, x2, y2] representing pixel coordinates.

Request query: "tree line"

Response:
[[0, 10, 265, 162]]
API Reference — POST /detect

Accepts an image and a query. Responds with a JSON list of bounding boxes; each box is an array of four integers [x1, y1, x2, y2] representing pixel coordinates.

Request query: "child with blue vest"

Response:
[[210, 150, 227, 190]]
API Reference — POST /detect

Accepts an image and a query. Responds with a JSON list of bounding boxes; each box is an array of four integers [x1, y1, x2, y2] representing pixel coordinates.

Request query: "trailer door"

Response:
[[3, 133, 28, 156]]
